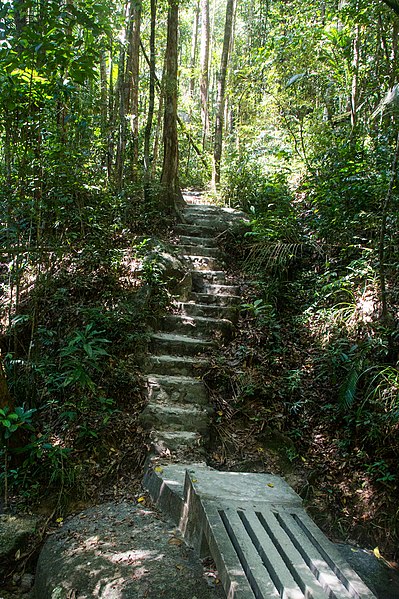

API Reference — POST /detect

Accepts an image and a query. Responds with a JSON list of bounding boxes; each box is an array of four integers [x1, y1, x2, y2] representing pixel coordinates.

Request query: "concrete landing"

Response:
[[144, 464, 377, 599]]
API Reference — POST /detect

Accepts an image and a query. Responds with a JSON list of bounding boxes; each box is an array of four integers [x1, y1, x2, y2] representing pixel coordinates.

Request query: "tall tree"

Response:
[[143, 0, 157, 180], [189, 0, 200, 97], [213, 0, 235, 187], [200, 0, 210, 149], [125, 0, 142, 181], [160, 0, 183, 211]]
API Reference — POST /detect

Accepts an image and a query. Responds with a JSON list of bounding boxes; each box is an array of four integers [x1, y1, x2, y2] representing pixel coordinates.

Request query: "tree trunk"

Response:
[[125, 0, 142, 180], [160, 0, 183, 212], [144, 0, 157, 181], [350, 23, 360, 133], [212, 0, 235, 188], [379, 129, 399, 323], [200, 0, 210, 149], [190, 0, 200, 98]]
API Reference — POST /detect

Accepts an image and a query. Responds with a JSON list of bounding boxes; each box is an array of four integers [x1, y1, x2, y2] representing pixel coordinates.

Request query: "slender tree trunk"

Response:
[[350, 23, 360, 133], [190, 0, 200, 98], [200, 0, 210, 149], [213, 0, 235, 188], [160, 0, 183, 212], [379, 129, 399, 323], [115, 40, 126, 190], [144, 0, 157, 181], [125, 0, 142, 180]]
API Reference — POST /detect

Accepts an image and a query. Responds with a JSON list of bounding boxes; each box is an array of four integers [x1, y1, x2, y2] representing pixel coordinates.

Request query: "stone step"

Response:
[[176, 301, 237, 321], [200, 283, 239, 296], [149, 430, 203, 452], [161, 314, 233, 339], [175, 223, 218, 238], [192, 270, 227, 287], [189, 291, 240, 305], [145, 355, 208, 377], [150, 332, 214, 356], [182, 254, 222, 271], [140, 403, 209, 433], [177, 245, 221, 258], [178, 235, 217, 248], [183, 205, 246, 218], [146, 374, 208, 405], [182, 216, 229, 230]]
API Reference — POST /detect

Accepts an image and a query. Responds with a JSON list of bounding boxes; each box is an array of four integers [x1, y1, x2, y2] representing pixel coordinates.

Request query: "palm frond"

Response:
[[243, 241, 304, 272]]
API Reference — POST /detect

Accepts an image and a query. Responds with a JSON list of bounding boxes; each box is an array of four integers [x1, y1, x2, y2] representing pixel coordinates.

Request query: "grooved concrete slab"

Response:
[[144, 464, 377, 599]]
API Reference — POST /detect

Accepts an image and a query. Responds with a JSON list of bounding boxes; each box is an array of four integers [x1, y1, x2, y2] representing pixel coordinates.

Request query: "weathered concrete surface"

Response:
[[34, 502, 224, 599], [144, 464, 377, 599], [144, 354, 207, 377]]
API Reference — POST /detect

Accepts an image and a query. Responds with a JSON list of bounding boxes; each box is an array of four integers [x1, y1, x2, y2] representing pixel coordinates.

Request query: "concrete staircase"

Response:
[[141, 201, 244, 454], [140, 197, 377, 599]]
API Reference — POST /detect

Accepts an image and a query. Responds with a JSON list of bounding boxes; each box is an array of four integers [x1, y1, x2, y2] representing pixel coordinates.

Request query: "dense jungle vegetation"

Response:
[[0, 0, 399, 565]]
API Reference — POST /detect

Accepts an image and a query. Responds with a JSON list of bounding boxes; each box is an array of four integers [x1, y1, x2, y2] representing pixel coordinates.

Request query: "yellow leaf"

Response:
[[215, 579, 220, 585], [137, 496, 146, 504], [168, 537, 183, 546], [192, 478, 198, 483], [217, 411, 223, 416], [56, 517, 64, 523], [154, 466, 163, 473], [267, 483, 274, 488], [373, 547, 382, 559], [257, 447, 264, 453]]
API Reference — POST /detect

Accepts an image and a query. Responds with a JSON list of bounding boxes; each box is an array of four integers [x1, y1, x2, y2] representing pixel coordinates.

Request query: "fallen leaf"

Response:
[[15, 549, 20, 560], [137, 496, 146, 504], [267, 483, 274, 488], [154, 466, 163, 473], [373, 547, 382, 559], [169, 537, 183, 546]]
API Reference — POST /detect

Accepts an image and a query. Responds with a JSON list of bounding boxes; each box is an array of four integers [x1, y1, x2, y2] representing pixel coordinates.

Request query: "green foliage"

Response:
[[59, 324, 110, 394], [0, 405, 36, 443]]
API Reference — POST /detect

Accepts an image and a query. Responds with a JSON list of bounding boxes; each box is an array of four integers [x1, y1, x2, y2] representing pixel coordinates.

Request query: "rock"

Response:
[[337, 543, 399, 599], [34, 502, 224, 599], [143, 250, 192, 299], [0, 513, 39, 579]]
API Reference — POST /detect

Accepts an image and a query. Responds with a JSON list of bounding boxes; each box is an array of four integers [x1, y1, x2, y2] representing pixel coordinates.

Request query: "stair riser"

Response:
[[178, 236, 217, 248], [175, 224, 217, 238], [182, 215, 231, 228], [145, 357, 207, 377], [161, 316, 233, 339], [199, 284, 239, 296], [151, 337, 213, 357], [176, 246, 221, 258], [149, 431, 204, 452], [147, 381, 208, 406], [177, 303, 237, 321], [192, 271, 227, 286], [140, 406, 209, 433], [189, 292, 240, 305], [183, 256, 222, 270]]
